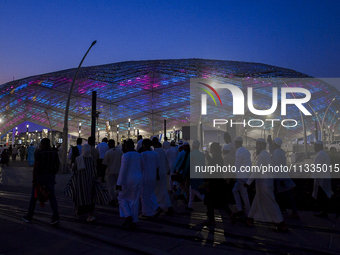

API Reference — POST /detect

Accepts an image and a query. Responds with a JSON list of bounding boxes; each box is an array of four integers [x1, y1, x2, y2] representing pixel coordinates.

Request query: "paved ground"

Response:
[[1, 160, 340, 254]]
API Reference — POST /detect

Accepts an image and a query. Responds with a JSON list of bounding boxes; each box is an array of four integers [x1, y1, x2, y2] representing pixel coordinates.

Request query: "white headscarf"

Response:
[[82, 144, 91, 157], [76, 144, 91, 170]]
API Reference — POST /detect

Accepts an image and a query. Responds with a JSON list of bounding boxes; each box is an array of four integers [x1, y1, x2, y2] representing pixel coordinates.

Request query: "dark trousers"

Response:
[[317, 188, 330, 214], [276, 190, 298, 213], [97, 158, 105, 179], [205, 195, 231, 222], [21, 154, 25, 161], [207, 204, 232, 222], [27, 174, 59, 221]]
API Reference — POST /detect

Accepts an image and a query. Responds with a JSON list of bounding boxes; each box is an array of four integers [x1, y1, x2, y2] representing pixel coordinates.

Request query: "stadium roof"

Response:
[[0, 59, 339, 141]]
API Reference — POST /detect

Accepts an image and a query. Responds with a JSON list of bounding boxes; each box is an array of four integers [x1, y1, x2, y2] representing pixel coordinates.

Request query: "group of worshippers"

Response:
[[202, 134, 337, 232], [22, 132, 337, 230], [115, 134, 293, 231], [117, 137, 172, 228], [162, 133, 336, 233]]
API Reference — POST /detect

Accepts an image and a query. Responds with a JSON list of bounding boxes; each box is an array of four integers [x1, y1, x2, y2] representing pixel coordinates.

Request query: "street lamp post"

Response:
[[26, 125, 29, 145], [333, 118, 340, 137], [330, 110, 339, 127], [78, 123, 81, 138], [128, 119, 131, 139], [61, 40, 97, 173], [117, 125, 119, 144], [97, 128, 100, 143]]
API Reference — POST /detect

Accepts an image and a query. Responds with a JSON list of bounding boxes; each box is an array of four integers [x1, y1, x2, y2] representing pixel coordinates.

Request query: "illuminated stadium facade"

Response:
[[0, 59, 339, 143]]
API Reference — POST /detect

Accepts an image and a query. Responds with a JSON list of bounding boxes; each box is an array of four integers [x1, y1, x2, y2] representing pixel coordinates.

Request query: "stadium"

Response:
[[0, 59, 339, 145]]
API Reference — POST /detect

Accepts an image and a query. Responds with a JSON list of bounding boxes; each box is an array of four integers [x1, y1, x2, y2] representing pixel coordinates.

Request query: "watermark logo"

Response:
[[198, 82, 312, 116], [196, 82, 222, 114]]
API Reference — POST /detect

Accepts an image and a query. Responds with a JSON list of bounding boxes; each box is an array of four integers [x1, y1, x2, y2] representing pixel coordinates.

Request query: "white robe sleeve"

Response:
[[117, 154, 128, 186], [247, 151, 266, 185], [165, 152, 170, 173]]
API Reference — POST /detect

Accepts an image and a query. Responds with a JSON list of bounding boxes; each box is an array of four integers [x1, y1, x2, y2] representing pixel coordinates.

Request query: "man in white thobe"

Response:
[[245, 138, 287, 232], [117, 140, 143, 227], [312, 140, 333, 218], [153, 140, 173, 214], [162, 137, 171, 151], [233, 137, 251, 217], [141, 139, 162, 217], [102, 139, 123, 205], [272, 138, 299, 219], [96, 138, 109, 182], [166, 140, 179, 192], [224, 132, 237, 158]]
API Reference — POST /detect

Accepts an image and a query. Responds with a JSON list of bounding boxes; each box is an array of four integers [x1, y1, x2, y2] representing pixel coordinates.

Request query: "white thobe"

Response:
[[233, 146, 251, 213], [103, 148, 123, 201], [166, 147, 179, 174], [235, 146, 252, 181], [166, 146, 179, 190], [162, 141, 171, 151], [96, 142, 109, 159], [117, 151, 143, 222], [141, 150, 160, 216], [247, 149, 283, 223], [272, 148, 296, 193], [312, 150, 333, 199], [136, 139, 143, 151], [154, 148, 172, 210]]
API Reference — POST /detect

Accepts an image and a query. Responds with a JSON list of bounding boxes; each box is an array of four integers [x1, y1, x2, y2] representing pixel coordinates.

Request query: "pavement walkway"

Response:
[[1, 160, 340, 254]]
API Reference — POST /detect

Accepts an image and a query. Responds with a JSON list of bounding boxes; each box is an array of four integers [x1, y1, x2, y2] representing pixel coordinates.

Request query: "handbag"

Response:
[[34, 184, 50, 207]]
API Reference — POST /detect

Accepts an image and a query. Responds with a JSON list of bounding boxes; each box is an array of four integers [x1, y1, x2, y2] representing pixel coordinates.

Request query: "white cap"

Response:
[[256, 138, 266, 143], [223, 145, 230, 151], [274, 138, 282, 146], [234, 136, 243, 142], [315, 140, 323, 145], [178, 140, 183, 145], [193, 140, 200, 147], [183, 141, 189, 146]]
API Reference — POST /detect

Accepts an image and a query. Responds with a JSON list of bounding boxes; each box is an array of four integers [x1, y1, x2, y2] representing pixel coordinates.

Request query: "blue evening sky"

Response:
[[1, 0, 339, 86]]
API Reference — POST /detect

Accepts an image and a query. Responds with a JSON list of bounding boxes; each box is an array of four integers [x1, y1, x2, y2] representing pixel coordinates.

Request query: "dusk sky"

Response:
[[1, 1, 339, 87]]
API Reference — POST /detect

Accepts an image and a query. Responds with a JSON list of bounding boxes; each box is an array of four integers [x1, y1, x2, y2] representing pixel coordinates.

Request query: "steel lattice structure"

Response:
[[0, 59, 339, 140]]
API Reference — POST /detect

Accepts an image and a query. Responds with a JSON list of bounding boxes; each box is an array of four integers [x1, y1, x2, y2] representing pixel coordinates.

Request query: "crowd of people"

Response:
[[0, 144, 31, 166], [19, 133, 339, 232]]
